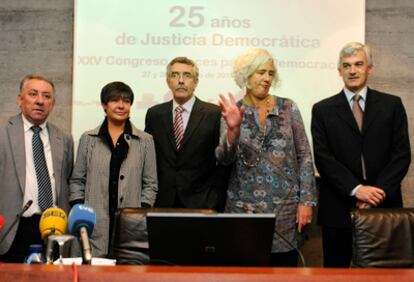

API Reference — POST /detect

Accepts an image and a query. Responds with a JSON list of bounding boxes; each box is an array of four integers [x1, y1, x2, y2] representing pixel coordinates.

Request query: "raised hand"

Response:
[[219, 93, 245, 130], [219, 93, 245, 145]]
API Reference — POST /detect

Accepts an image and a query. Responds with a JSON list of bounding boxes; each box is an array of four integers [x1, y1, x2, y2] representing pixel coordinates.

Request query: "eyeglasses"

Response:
[[168, 72, 194, 80]]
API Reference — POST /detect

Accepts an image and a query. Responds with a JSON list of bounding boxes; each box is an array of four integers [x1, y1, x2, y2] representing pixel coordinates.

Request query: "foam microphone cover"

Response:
[[39, 207, 68, 240], [68, 204, 96, 236], [0, 215, 4, 231]]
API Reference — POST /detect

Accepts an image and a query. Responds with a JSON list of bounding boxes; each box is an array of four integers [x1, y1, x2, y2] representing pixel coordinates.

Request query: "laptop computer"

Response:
[[146, 212, 275, 266]]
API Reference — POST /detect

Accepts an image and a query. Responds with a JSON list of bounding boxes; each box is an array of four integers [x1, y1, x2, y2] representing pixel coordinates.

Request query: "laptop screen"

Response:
[[147, 212, 275, 266]]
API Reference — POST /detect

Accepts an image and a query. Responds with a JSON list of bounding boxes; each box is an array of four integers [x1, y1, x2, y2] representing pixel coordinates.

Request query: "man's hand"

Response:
[[355, 185, 385, 207], [356, 200, 372, 209]]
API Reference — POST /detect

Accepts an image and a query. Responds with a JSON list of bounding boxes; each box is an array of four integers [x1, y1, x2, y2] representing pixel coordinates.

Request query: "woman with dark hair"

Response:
[[70, 81, 157, 257]]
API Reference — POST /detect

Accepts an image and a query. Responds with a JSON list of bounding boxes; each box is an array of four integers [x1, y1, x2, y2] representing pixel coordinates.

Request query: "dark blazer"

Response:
[[145, 97, 228, 210], [0, 114, 74, 254], [311, 88, 411, 228]]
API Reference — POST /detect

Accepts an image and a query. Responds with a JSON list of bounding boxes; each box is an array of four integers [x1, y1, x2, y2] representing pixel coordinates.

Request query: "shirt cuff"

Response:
[[351, 184, 362, 196]]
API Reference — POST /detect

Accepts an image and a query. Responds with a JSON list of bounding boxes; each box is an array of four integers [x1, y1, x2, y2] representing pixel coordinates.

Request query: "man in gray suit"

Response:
[[0, 75, 73, 262]]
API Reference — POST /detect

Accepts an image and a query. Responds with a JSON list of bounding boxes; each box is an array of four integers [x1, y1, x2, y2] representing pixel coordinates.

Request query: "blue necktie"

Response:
[[31, 125, 53, 210]]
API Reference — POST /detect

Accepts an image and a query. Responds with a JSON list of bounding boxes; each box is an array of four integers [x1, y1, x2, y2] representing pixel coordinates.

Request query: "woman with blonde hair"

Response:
[[216, 48, 317, 266]]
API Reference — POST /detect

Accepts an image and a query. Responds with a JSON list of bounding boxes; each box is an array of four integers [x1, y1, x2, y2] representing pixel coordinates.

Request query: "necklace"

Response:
[[243, 94, 275, 125], [238, 94, 275, 168]]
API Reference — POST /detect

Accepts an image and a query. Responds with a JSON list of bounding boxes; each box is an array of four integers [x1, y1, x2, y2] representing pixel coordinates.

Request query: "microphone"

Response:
[[39, 207, 68, 240], [39, 207, 68, 263], [23, 200, 34, 212], [68, 204, 96, 264], [0, 200, 33, 245], [0, 215, 4, 231]]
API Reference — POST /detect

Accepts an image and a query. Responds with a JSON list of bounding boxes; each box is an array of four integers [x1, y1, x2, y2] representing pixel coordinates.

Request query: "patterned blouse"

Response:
[[216, 95, 317, 253]]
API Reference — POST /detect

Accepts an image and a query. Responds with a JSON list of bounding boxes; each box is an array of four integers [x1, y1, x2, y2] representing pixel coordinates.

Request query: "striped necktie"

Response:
[[174, 106, 184, 149], [32, 125, 53, 210]]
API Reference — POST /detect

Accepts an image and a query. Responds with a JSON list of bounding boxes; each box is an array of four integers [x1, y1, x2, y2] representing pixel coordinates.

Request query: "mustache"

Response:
[[175, 86, 188, 91]]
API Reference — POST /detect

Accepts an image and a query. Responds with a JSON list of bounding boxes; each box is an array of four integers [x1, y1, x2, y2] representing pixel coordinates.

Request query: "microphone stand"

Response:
[[0, 200, 33, 245], [45, 228, 56, 264]]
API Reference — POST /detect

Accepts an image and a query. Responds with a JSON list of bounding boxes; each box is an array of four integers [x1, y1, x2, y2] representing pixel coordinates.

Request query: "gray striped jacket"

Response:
[[69, 123, 157, 257]]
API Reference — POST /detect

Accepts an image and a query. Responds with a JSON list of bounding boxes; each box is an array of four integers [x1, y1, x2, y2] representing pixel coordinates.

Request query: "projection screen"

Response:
[[73, 0, 365, 144]]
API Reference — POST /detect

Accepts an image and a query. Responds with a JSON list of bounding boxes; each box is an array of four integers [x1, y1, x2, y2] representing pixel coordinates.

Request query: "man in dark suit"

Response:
[[145, 57, 227, 210], [311, 42, 411, 267], [0, 75, 73, 262]]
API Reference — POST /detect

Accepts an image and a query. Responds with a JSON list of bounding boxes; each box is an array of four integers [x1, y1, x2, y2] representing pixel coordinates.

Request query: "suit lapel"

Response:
[[180, 98, 205, 149], [361, 88, 380, 133], [334, 91, 360, 134], [48, 124, 64, 199], [8, 115, 26, 194], [161, 101, 177, 150]]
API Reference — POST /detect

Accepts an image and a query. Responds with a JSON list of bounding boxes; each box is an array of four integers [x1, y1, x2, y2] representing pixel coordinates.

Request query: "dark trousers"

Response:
[[0, 215, 42, 263], [270, 250, 298, 267], [322, 226, 352, 267], [173, 194, 186, 208]]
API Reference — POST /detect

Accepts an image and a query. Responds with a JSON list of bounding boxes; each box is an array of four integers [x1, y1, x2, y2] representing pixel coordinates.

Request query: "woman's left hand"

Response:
[[296, 205, 313, 233]]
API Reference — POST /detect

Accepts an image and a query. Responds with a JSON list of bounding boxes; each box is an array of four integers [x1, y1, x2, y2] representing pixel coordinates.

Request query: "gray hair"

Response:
[[232, 48, 279, 89], [338, 42, 373, 68], [166, 56, 199, 80], [19, 74, 55, 93]]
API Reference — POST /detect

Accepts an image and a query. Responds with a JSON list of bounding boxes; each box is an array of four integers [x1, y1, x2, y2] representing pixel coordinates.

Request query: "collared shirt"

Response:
[[172, 95, 196, 133], [343, 86, 368, 196], [344, 86, 367, 112], [22, 115, 56, 217], [98, 118, 131, 215]]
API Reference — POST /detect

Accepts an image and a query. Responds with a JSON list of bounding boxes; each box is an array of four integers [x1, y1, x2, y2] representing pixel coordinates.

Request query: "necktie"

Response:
[[32, 125, 53, 210], [352, 95, 367, 180], [174, 106, 184, 149], [352, 95, 363, 130]]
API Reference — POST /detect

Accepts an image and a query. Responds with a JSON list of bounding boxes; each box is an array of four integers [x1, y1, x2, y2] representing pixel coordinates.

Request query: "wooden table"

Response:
[[1, 263, 414, 282]]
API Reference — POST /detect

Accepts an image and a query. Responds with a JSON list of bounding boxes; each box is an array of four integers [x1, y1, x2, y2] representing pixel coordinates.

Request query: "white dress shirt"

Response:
[[344, 86, 367, 112], [172, 95, 196, 133], [22, 115, 56, 216], [343, 86, 368, 196]]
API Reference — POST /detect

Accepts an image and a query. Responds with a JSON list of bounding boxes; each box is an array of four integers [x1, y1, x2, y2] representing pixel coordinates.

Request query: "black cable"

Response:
[[149, 258, 177, 265], [270, 183, 307, 267]]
